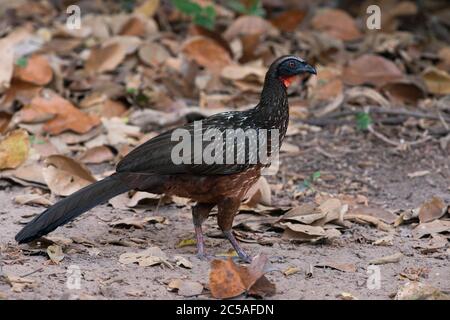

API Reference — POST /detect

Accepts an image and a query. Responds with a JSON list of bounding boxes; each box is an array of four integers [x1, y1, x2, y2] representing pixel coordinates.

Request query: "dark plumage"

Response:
[[15, 55, 316, 262]]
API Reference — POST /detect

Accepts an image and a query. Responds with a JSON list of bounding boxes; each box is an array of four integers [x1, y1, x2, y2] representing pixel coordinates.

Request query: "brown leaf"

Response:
[[223, 15, 278, 41], [11, 163, 46, 185], [413, 220, 450, 239], [0, 35, 15, 92], [79, 146, 115, 164], [311, 9, 362, 41], [343, 54, 403, 87], [209, 255, 275, 299], [418, 197, 447, 224], [19, 89, 100, 135], [119, 16, 146, 37], [422, 67, 450, 95], [270, 9, 306, 32], [138, 42, 170, 67], [13, 54, 53, 85], [349, 206, 397, 224], [85, 43, 127, 74], [0, 129, 30, 170], [182, 36, 232, 73], [42, 155, 96, 196], [0, 112, 12, 134], [381, 79, 426, 105]]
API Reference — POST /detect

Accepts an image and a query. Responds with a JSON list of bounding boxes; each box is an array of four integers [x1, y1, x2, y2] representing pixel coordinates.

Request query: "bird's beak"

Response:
[[302, 63, 317, 75]]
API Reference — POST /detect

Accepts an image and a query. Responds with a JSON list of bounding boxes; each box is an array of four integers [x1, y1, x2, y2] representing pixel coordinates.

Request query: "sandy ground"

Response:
[[0, 128, 449, 300]]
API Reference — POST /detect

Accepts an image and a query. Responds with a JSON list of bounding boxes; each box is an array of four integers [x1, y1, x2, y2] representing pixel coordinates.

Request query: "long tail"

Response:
[[15, 175, 130, 243]]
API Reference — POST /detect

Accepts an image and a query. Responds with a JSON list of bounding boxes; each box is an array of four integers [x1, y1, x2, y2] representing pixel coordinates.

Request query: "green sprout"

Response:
[[356, 112, 372, 131], [302, 171, 321, 190], [228, 0, 265, 16], [16, 57, 28, 68], [172, 0, 216, 30]]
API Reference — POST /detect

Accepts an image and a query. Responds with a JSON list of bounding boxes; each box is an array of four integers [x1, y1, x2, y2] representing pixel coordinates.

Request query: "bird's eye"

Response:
[[288, 61, 295, 68]]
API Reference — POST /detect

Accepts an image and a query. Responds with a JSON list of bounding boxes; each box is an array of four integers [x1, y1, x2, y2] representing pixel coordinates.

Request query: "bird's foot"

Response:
[[222, 230, 252, 264]]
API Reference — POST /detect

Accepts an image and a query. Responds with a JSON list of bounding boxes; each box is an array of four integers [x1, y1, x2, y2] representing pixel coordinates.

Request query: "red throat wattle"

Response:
[[280, 75, 296, 88]]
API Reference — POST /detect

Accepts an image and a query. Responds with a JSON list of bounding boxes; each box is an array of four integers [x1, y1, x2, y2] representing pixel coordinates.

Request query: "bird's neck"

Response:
[[255, 74, 289, 139]]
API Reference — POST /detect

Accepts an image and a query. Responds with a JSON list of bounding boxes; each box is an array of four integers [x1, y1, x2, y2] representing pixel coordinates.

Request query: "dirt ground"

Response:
[[0, 127, 449, 300]]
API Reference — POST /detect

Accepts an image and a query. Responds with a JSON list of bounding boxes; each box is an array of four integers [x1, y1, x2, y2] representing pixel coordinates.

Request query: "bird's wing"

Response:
[[116, 112, 258, 175]]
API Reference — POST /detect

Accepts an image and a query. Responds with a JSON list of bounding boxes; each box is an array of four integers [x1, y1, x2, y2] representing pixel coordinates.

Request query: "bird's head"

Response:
[[270, 55, 317, 88]]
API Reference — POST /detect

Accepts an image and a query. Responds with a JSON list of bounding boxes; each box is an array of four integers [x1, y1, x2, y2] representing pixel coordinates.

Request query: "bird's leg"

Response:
[[218, 198, 252, 263], [192, 203, 215, 260]]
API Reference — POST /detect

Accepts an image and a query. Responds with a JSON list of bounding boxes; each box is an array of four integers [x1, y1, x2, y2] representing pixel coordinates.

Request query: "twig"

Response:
[[20, 267, 43, 278], [304, 105, 450, 126], [367, 125, 431, 148]]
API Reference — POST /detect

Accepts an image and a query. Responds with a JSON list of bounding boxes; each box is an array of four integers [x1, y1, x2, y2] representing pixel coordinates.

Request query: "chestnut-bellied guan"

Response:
[[15, 55, 316, 262]]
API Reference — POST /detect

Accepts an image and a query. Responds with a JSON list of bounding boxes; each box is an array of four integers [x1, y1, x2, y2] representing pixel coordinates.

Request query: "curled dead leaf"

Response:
[[209, 255, 275, 299], [42, 155, 96, 196]]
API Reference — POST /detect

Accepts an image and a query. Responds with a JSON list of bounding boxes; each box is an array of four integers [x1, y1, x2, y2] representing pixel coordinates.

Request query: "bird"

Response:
[[15, 55, 316, 262]]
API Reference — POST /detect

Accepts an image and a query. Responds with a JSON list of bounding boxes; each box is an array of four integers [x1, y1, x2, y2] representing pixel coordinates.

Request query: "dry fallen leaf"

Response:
[[85, 43, 127, 74], [270, 9, 306, 32], [0, 129, 30, 170], [101, 117, 141, 146], [209, 255, 275, 299], [369, 252, 403, 265], [311, 8, 362, 41], [174, 255, 193, 269], [422, 67, 450, 95], [79, 146, 115, 164], [42, 155, 97, 196], [14, 193, 53, 206], [223, 15, 278, 41], [168, 279, 203, 297], [138, 42, 170, 67], [134, 0, 160, 17], [13, 54, 53, 85], [47, 244, 65, 264], [119, 247, 172, 268], [182, 36, 232, 73], [413, 220, 450, 238], [343, 54, 404, 87], [19, 89, 100, 135], [395, 281, 449, 300], [418, 196, 447, 224]]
